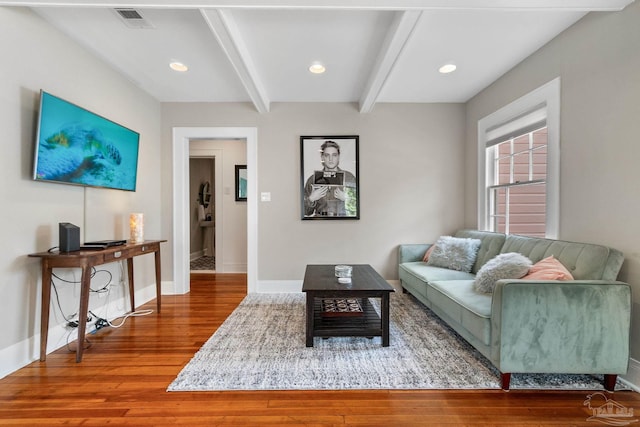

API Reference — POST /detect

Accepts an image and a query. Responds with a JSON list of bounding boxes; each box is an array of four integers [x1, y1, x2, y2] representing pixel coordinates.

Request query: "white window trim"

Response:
[[477, 78, 560, 238]]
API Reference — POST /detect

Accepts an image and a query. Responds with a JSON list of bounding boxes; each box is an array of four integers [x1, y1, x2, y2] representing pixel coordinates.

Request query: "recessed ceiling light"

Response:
[[170, 61, 189, 72], [309, 62, 326, 74], [439, 63, 457, 74]]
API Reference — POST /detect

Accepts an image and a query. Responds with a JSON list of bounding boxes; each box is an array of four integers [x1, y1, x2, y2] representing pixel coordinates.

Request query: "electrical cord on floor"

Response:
[[107, 309, 154, 328], [101, 261, 153, 328]]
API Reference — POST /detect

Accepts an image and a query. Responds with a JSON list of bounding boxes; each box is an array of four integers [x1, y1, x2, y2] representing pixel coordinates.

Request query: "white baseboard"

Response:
[[219, 263, 247, 273], [161, 280, 180, 295], [620, 357, 640, 392], [256, 280, 303, 293], [254, 279, 400, 293], [255, 279, 399, 294], [387, 279, 401, 290]]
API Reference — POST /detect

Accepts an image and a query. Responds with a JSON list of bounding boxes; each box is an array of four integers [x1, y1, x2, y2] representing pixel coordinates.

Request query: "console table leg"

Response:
[[127, 258, 135, 312], [76, 266, 92, 363], [39, 263, 52, 362], [154, 249, 162, 313]]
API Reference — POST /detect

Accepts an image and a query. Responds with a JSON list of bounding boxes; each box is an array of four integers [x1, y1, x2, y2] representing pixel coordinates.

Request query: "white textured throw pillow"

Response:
[[426, 236, 482, 273], [473, 252, 532, 294]]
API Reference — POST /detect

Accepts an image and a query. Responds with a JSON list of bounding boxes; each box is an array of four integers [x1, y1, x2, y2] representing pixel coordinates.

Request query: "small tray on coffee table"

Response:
[[320, 298, 363, 317]]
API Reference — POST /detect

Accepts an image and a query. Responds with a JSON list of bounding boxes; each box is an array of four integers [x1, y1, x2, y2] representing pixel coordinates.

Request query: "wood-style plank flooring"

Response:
[[1, 273, 639, 426]]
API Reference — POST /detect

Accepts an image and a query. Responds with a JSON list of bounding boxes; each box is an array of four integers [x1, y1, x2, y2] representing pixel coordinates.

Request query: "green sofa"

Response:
[[398, 230, 631, 391]]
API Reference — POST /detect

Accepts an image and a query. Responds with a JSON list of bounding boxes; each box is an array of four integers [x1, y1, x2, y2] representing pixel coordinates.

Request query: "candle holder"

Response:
[[129, 213, 144, 243]]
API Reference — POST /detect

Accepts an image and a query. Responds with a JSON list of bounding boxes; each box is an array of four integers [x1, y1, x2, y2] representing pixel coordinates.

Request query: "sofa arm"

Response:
[[398, 244, 431, 264], [491, 279, 631, 375]]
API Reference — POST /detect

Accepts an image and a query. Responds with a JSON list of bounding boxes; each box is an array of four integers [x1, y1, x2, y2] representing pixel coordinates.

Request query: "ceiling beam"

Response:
[[3, 0, 635, 11], [200, 8, 270, 113], [359, 10, 421, 113]]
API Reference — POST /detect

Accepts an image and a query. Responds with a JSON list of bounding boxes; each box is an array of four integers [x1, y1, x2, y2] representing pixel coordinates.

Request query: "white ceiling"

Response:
[[8, 0, 635, 112]]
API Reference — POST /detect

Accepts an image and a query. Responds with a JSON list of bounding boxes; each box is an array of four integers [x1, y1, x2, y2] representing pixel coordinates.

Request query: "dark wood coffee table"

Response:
[[302, 264, 395, 347]]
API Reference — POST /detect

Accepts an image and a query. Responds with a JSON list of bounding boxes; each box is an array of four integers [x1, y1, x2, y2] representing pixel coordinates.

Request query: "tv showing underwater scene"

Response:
[[33, 91, 140, 191]]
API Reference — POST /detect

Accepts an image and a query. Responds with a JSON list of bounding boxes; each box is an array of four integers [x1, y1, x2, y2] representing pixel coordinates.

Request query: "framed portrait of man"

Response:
[[300, 135, 359, 220]]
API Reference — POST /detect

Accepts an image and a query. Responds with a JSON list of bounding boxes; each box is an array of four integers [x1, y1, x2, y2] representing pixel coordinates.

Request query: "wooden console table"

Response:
[[29, 240, 166, 363]]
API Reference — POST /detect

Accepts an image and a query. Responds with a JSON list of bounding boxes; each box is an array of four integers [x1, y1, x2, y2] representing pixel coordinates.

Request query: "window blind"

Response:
[[485, 104, 547, 147]]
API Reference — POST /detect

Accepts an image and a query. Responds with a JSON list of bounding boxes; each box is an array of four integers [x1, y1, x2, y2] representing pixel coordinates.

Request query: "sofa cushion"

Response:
[[427, 236, 481, 273], [428, 280, 492, 346], [473, 252, 532, 294], [454, 230, 507, 274], [399, 262, 476, 283], [500, 234, 623, 280], [522, 255, 574, 281]]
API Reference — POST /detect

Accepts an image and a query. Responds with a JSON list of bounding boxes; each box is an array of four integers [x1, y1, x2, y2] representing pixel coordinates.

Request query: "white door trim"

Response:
[[172, 127, 258, 294]]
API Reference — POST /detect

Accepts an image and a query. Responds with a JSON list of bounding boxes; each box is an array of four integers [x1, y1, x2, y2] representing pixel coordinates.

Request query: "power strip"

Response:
[[67, 316, 93, 328], [94, 318, 109, 330]]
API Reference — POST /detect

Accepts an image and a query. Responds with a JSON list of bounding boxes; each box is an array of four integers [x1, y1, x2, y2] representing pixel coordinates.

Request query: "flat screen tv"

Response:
[[33, 91, 140, 191]]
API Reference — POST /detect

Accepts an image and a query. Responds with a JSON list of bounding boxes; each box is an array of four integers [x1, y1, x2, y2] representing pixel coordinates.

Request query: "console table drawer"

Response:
[[126, 242, 159, 258], [102, 243, 160, 262], [103, 248, 132, 262]]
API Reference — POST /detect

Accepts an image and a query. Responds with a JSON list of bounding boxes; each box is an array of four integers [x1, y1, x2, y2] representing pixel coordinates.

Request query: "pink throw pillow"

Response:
[[422, 245, 434, 263], [522, 255, 574, 281]]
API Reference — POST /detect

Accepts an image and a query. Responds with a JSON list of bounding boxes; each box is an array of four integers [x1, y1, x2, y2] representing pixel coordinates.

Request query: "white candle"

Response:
[[129, 213, 144, 243]]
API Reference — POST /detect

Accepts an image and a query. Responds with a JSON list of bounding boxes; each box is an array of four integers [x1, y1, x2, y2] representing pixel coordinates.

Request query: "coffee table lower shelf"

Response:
[[308, 298, 383, 345]]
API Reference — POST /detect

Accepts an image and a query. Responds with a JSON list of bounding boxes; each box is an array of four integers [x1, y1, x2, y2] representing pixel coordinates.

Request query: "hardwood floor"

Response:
[[1, 273, 638, 426]]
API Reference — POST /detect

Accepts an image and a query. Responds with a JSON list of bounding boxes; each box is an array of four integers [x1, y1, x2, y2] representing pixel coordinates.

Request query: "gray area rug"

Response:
[[168, 292, 619, 391]]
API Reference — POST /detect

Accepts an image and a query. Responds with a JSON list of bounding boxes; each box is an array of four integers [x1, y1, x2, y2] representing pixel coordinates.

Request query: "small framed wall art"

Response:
[[300, 135, 359, 220], [235, 165, 247, 201]]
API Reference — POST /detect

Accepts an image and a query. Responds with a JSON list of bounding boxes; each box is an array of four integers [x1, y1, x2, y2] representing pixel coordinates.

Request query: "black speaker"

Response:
[[59, 223, 80, 252]]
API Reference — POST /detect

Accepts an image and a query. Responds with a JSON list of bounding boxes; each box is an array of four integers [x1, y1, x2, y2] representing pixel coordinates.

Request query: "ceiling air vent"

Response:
[[113, 8, 154, 29]]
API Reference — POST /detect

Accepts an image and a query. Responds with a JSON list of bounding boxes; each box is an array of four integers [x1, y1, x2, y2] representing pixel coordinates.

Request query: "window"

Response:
[[477, 78, 560, 238], [488, 127, 547, 237]]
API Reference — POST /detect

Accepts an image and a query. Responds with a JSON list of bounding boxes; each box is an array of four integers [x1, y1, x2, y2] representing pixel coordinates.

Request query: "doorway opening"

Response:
[[188, 139, 247, 274], [172, 127, 257, 295], [189, 156, 217, 273]]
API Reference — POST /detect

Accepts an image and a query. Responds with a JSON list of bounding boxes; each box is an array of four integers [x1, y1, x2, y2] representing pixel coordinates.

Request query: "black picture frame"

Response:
[[235, 165, 247, 202], [300, 135, 359, 220]]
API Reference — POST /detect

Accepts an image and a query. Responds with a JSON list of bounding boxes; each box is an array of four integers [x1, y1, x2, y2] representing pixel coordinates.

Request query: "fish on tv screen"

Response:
[[33, 91, 140, 191]]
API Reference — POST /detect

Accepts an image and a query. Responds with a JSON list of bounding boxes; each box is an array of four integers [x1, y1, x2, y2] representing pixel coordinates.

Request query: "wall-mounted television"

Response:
[[33, 91, 140, 191]]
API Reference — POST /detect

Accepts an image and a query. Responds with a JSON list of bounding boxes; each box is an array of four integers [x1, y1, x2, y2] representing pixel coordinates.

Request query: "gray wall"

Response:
[[162, 102, 466, 281], [0, 7, 161, 377], [465, 2, 640, 362]]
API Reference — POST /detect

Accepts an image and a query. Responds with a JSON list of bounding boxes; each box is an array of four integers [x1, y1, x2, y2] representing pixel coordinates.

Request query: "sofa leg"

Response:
[[501, 373, 511, 391], [604, 374, 617, 392]]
